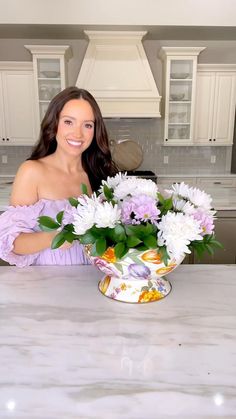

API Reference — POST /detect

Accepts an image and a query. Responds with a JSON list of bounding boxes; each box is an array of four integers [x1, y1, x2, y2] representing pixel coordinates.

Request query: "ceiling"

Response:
[[0, 24, 236, 40]]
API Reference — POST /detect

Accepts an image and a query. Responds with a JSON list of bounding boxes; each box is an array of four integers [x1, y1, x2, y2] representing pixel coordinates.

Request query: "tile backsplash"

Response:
[[0, 118, 232, 176], [105, 118, 232, 175]]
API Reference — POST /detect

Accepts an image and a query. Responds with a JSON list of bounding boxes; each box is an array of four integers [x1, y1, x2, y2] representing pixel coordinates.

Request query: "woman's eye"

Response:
[[84, 122, 94, 129], [64, 119, 72, 125]]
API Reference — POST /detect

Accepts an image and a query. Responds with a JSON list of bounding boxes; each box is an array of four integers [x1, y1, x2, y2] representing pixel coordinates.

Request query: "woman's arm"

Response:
[[10, 161, 69, 255], [13, 231, 58, 255]]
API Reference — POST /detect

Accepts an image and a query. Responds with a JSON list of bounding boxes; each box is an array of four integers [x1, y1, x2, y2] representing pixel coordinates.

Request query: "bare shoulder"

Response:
[[10, 160, 44, 206]]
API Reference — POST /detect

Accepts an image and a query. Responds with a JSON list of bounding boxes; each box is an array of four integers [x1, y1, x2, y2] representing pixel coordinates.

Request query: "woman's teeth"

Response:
[[67, 140, 82, 147]]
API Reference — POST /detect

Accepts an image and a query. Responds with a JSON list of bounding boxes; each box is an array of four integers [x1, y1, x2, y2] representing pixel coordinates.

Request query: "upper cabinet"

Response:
[[24, 45, 72, 132], [0, 62, 37, 146], [194, 65, 236, 146], [159, 47, 205, 146]]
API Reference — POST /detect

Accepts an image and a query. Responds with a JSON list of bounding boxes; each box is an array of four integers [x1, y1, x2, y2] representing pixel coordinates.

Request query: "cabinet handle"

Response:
[[6, 138, 9, 141], [165, 138, 168, 141], [209, 138, 212, 141], [2, 138, 5, 141], [214, 182, 221, 185], [213, 138, 216, 141]]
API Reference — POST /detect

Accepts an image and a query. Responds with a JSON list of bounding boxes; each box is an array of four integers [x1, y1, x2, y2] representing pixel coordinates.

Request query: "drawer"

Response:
[[197, 178, 236, 188]]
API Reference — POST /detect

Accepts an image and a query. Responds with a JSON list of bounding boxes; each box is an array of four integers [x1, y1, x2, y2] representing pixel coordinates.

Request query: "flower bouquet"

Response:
[[38, 173, 222, 303]]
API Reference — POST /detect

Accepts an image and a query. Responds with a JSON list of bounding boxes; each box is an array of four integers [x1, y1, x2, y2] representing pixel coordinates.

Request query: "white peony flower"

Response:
[[94, 201, 121, 228], [157, 212, 203, 260], [114, 177, 158, 200]]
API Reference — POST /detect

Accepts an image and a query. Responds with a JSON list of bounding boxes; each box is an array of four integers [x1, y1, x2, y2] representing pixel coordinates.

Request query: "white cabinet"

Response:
[[0, 62, 37, 146], [24, 45, 72, 132], [159, 47, 205, 145], [194, 65, 236, 145]]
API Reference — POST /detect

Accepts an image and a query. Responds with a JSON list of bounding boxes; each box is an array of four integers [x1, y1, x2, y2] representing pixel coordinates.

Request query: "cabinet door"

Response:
[[194, 215, 236, 264], [2, 71, 37, 146], [213, 72, 236, 145], [194, 72, 215, 144]]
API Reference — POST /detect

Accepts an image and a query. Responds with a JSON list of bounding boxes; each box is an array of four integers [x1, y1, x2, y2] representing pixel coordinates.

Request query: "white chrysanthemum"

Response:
[[77, 192, 100, 207], [168, 182, 213, 212], [94, 202, 121, 228], [157, 212, 203, 260], [72, 193, 100, 235], [99, 172, 128, 193], [73, 205, 95, 235], [187, 187, 213, 211], [169, 182, 192, 199], [173, 198, 195, 214], [114, 177, 158, 200]]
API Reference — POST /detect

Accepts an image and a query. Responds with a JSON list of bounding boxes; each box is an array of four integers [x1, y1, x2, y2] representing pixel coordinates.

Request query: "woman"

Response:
[[0, 87, 117, 267]]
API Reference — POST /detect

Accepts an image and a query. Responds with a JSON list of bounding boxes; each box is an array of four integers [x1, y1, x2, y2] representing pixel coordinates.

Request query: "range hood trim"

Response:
[[76, 31, 161, 118]]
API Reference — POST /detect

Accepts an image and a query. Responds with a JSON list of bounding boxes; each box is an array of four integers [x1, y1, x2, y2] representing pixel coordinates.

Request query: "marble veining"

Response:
[[0, 265, 236, 418]]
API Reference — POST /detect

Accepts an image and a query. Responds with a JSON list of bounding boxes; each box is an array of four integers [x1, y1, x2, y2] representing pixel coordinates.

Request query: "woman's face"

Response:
[[56, 98, 95, 156]]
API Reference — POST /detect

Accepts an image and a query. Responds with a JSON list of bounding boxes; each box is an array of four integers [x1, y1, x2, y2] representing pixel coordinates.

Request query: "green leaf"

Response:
[[157, 192, 165, 204], [143, 235, 157, 249], [157, 246, 170, 266], [110, 225, 126, 242], [51, 231, 66, 249], [64, 231, 76, 243], [38, 216, 60, 231], [56, 211, 64, 225], [79, 231, 97, 245], [103, 184, 114, 201], [114, 242, 127, 259], [95, 238, 107, 256], [68, 197, 78, 208], [126, 235, 142, 247], [81, 183, 88, 195]]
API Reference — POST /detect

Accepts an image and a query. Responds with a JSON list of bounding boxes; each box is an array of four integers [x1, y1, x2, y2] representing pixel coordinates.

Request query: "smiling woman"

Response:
[[0, 86, 117, 267]]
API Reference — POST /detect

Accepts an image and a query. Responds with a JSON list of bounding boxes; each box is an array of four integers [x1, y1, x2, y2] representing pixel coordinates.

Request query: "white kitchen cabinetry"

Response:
[[194, 65, 236, 145], [24, 45, 72, 132], [196, 177, 236, 189], [159, 47, 205, 146], [0, 62, 37, 146], [193, 210, 236, 264]]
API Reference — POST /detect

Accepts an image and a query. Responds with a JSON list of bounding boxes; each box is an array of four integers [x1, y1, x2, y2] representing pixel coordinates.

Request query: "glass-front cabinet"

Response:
[[159, 47, 205, 145], [24, 45, 72, 132]]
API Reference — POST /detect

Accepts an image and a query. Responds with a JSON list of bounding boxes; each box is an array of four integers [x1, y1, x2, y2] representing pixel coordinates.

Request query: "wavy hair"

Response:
[[29, 86, 117, 191]]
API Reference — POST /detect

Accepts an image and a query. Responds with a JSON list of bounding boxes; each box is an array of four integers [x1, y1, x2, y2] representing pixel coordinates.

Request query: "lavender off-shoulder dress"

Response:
[[0, 199, 90, 267]]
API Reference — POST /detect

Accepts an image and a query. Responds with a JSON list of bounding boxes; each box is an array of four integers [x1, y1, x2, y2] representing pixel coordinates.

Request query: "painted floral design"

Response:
[[138, 289, 164, 303], [93, 256, 119, 277], [101, 247, 117, 263], [141, 249, 162, 264], [127, 263, 151, 279]]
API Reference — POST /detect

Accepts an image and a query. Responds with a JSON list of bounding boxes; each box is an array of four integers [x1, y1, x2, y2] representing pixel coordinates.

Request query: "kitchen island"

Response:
[[0, 264, 236, 418]]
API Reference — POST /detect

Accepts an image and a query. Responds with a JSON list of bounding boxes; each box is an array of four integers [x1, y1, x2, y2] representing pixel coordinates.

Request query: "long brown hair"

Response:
[[29, 86, 117, 191]]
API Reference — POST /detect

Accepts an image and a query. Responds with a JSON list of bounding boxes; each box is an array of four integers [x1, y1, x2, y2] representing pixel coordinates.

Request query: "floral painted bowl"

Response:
[[86, 247, 184, 303]]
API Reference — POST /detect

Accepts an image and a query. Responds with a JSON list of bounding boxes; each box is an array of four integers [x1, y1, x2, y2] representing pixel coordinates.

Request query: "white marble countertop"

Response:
[[0, 264, 236, 418]]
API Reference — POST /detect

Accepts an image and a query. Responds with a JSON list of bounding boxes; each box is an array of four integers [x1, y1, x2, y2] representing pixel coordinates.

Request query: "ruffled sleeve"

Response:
[[0, 200, 45, 267]]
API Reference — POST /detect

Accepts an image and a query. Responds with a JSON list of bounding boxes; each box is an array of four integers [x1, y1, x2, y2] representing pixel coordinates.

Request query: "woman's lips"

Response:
[[67, 139, 83, 147]]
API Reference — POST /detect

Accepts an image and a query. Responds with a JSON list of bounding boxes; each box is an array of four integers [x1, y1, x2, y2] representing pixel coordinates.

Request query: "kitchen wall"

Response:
[[0, 38, 235, 176]]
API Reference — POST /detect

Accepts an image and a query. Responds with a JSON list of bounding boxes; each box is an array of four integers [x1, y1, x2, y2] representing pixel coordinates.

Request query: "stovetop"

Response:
[[123, 170, 157, 182]]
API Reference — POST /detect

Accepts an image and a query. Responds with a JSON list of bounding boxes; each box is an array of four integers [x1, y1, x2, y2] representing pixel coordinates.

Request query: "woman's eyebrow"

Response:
[[60, 115, 95, 122]]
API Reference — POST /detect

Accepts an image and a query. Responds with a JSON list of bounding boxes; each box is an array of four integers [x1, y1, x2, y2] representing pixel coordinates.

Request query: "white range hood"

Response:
[[76, 31, 161, 118]]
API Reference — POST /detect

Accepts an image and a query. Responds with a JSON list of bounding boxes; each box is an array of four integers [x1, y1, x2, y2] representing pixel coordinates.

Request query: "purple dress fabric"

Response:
[[0, 199, 90, 267]]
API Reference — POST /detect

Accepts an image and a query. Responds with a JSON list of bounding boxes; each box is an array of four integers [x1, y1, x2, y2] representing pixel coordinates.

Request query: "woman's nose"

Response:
[[74, 124, 82, 138]]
